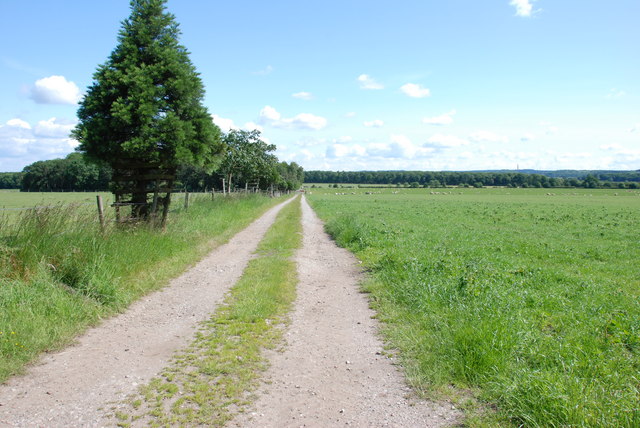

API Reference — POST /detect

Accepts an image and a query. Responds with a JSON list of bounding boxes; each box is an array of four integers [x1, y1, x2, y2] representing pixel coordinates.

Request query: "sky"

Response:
[[0, 0, 638, 172]]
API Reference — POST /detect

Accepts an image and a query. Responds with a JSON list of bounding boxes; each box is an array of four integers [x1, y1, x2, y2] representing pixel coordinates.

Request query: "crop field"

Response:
[[307, 187, 639, 426]]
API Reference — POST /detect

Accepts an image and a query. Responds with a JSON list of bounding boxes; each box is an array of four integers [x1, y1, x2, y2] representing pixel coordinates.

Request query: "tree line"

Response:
[[304, 170, 640, 189], [5, 132, 303, 192]]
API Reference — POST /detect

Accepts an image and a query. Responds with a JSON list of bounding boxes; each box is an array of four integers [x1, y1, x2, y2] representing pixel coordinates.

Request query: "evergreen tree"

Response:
[[73, 0, 222, 219]]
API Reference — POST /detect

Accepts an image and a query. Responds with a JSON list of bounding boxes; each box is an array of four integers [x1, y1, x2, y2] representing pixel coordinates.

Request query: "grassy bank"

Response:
[[307, 188, 639, 427], [117, 196, 302, 426], [0, 193, 284, 382]]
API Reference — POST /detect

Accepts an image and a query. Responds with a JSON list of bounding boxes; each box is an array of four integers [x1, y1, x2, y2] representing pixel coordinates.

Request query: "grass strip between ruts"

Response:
[[114, 195, 302, 427]]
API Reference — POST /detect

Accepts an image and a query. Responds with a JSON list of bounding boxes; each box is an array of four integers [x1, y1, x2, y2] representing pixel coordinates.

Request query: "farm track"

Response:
[[0, 194, 459, 427], [229, 196, 459, 427], [0, 197, 296, 427]]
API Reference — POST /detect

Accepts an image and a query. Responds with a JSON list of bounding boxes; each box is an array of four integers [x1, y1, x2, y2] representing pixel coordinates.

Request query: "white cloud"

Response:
[[600, 143, 622, 151], [259, 106, 282, 122], [400, 83, 431, 98], [30, 75, 82, 105], [363, 119, 384, 128], [357, 74, 384, 90], [422, 110, 455, 125], [34, 117, 75, 138], [259, 105, 327, 130], [6, 118, 31, 130], [292, 91, 313, 100], [469, 130, 509, 143], [345, 112, 357, 118], [243, 121, 264, 133], [606, 88, 626, 99], [252, 65, 274, 75], [0, 117, 79, 169], [628, 123, 640, 133], [211, 114, 237, 133], [510, 0, 534, 17], [326, 143, 366, 158], [425, 133, 469, 148], [520, 133, 535, 142], [545, 126, 559, 135]]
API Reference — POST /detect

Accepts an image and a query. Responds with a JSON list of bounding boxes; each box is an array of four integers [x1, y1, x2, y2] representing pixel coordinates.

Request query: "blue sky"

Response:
[[0, 0, 638, 172]]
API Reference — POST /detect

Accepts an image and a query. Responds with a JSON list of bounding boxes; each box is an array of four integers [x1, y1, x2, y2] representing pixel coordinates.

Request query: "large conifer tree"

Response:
[[73, 0, 222, 220]]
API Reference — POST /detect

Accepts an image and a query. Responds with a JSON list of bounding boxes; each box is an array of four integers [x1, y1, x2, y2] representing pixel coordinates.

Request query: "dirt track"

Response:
[[229, 196, 459, 427], [0, 195, 458, 427]]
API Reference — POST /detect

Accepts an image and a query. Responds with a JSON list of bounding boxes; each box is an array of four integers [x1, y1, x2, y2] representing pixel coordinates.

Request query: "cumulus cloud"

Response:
[[6, 118, 31, 129], [469, 130, 509, 143], [520, 133, 535, 142], [0, 117, 78, 169], [628, 123, 639, 133], [363, 119, 384, 128], [259, 105, 327, 130], [422, 110, 455, 125], [34, 117, 75, 138], [211, 114, 237, 133], [345, 112, 357, 118], [326, 143, 366, 158], [400, 83, 431, 98], [30, 75, 82, 105], [424, 134, 469, 148], [357, 74, 384, 90], [292, 91, 313, 100], [510, 0, 534, 17], [243, 121, 264, 133]]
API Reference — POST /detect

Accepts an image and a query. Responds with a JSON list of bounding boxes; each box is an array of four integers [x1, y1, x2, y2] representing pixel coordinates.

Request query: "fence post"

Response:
[[222, 179, 226, 196], [184, 191, 189, 210], [96, 195, 105, 232], [211, 188, 215, 200]]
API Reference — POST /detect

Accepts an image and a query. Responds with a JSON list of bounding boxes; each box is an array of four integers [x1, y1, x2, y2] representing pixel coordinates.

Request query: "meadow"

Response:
[[0, 191, 284, 382], [307, 187, 639, 427]]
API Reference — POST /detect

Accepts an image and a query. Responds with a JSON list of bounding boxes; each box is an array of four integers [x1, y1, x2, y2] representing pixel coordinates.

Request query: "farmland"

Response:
[[307, 187, 639, 426]]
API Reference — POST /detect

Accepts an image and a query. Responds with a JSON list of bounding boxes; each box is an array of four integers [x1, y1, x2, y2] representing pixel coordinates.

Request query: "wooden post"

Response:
[[150, 180, 160, 221], [222, 179, 226, 195], [160, 184, 173, 230], [115, 193, 121, 223], [245, 182, 248, 193], [211, 188, 215, 200], [184, 191, 189, 210], [96, 195, 105, 232]]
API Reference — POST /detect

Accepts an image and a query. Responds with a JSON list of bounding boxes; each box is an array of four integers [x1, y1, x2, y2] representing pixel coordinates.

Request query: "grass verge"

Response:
[[308, 188, 639, 427], [0, 193, 284, 382], [114, 195, 302, 427]]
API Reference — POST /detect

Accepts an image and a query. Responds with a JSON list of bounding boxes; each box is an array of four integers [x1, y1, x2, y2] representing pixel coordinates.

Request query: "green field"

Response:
[[307, 187, 639, 427]]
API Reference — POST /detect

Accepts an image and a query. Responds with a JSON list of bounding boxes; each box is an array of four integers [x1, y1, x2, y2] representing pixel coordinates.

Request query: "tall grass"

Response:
[[0, 193, 283, 382], [308, 188, 640, 427]]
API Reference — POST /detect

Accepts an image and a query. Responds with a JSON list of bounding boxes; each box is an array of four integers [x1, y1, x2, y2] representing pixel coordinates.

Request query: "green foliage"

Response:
[[308, 188, 640, 427], [304, 170, 640, 189], [0, 172, 23, 189], [0, 193, 282, 381], [73, 0, 223, 170], [20, 153, 111, 192], [218, 129, 278, 191]]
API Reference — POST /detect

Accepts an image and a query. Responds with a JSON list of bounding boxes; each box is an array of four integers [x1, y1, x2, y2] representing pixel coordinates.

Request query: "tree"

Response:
[[218, 130, 278, 192], [73, 0, 223, 222]]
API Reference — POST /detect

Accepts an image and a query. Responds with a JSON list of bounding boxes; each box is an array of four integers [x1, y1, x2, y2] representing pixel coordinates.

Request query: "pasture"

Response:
[[307, 187, 639, 427]]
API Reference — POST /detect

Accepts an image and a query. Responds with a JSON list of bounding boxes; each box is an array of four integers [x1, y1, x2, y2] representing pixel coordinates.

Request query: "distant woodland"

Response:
[[304, 170, 640, 189]]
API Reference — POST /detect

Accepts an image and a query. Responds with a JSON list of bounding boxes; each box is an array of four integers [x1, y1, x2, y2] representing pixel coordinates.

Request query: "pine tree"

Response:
[[73, 0, 222, 222]]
